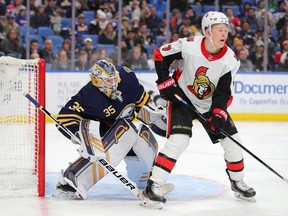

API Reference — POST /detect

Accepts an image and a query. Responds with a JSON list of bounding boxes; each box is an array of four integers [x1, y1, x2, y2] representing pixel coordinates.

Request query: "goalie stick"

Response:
[[174, 94, 288, 184], [24, 93, 174, 198]]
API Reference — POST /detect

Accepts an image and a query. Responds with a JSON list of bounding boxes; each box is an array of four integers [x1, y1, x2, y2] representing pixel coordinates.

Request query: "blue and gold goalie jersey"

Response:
[[57, 66, 151, 139]]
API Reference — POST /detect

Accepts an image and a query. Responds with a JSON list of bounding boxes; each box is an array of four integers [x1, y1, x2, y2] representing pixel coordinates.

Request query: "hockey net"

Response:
[[0, 56, 45, 197]]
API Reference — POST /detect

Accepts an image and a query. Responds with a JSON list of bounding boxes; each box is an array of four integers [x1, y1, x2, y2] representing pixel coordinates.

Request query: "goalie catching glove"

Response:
[[137, 102, 167, 137]]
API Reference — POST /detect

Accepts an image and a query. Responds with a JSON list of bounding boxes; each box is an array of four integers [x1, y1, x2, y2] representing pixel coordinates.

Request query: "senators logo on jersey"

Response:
[[187, 66, 215, 100]]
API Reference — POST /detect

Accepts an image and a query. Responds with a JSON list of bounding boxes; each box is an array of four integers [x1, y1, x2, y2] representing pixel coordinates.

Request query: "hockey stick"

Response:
[[24, 93, 141, 197], [174, 94, 288, 184]]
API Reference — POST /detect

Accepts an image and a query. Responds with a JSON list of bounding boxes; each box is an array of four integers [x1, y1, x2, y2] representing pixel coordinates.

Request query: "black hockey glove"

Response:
[[156, 77, 184, 103], [206, 108, 228, 134]]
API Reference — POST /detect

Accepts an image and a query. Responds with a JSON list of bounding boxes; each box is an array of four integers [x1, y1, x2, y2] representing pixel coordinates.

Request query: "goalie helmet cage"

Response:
[[0, 56, 45, 197]]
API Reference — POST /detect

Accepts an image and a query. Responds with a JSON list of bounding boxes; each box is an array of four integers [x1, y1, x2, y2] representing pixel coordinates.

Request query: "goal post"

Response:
[[0, 56, 46, 197]]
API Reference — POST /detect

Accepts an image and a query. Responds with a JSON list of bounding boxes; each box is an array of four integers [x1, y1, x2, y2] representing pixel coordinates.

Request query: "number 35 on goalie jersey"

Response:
[[57, 65, 151, 139]]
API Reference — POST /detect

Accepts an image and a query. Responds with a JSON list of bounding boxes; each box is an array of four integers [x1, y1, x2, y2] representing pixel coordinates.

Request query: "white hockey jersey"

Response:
[[158, 36, 240, 114]]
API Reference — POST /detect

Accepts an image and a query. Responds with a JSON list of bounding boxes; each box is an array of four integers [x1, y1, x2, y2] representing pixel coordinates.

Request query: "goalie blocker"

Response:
[[53, 118, 158, 199], [137, 104, 167, 137]]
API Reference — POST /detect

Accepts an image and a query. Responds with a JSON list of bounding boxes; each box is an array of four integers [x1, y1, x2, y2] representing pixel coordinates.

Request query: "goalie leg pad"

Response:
[[134, 123, 158, 168], [101, 119, 139, 165], [55, 119, 140, 199], [77, 119, 106, 162], [78, 118, 138, 165], [125, 124, 159, 189], [53, 157, 98, 200]]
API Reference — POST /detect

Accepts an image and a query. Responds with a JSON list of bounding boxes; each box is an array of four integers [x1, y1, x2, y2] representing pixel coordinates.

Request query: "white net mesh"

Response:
[[0, 56, 44, 197]]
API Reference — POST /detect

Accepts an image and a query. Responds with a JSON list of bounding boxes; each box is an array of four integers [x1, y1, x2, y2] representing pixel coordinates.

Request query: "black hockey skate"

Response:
[[230, 179, 256, 202], [140, 179, 167, 209]]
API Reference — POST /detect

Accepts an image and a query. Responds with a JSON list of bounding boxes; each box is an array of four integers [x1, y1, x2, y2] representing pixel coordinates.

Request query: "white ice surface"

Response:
[[1, 121, 288, 216]]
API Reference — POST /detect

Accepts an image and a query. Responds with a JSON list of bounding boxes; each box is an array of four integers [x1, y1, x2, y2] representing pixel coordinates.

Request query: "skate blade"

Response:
[[234, 192, 256, 202], [140, 197, 164, 209]]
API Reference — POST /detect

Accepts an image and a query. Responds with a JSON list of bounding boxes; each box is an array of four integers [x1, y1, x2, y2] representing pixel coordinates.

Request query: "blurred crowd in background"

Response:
[[0, 0, 287, 72]]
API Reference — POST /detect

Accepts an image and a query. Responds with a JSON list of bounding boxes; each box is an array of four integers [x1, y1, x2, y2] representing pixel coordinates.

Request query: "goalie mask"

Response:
[[91, 60, 122, 100]]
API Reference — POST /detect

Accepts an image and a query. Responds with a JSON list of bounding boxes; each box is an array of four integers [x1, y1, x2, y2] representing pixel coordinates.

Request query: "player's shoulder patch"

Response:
[[123, 66, 132, 73]]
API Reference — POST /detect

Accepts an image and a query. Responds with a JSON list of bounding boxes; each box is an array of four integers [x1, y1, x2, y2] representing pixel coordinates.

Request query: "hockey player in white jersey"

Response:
[[140, 11, 256, 209]]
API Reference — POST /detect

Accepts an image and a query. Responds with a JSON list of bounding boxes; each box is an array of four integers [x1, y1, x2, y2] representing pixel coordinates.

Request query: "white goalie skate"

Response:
[[52, 182, 79, 200], [52, 166, 89, 200], [230, 179, 256, 202]]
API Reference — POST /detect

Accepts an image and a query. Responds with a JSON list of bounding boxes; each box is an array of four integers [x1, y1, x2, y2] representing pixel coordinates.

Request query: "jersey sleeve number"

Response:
[[68, 101, 84, 112], [103, 105, 116, 117]]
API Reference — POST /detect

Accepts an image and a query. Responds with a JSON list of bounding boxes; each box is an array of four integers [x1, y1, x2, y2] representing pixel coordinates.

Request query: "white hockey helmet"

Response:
[[201, 11, 229, 37], [90, 59, 121, 99]]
